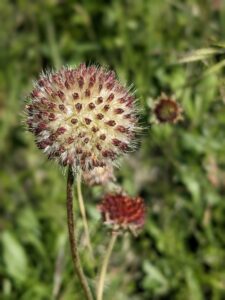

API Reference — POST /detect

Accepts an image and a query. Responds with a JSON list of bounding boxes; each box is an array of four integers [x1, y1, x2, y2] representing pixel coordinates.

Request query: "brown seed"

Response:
[[103, 105, 110, 111], [75, 103, 82, 112], [76, 148, 83, 154], [112, 138, 121, 146], [99, 84, 103, 91], [106, 120, 116, 126], [84, 118, 92, 125], [100, 134, 106, 140], [116, 125, 128, 133], [119, 97, 126, 104], [85, 89, 91, 97], [65, 80, 70, 89], [119, 142, 128, 151], [67, 137, 75, 144], [96, 113, 104, 120], [48, 102, 56, 110], [49, 134, 57, 141], [107, 93, 114, 102], [89, 75, 96, 87], [56, 127, 66, 135], [72, 92, 79, 100], [96, 143, 102, 151], [38, 79, 46, 87], [78, 132, 86, 138], [97, 97, 103, 104], [57, 90, 65, 101], [48, 113, 56, 121], [124, 113, 131, 119], [78, 76, 84, 88], [114, 108, 124, 114], [71, 118, 78, 124], [40, 98, 48, 105], [31, 89, 41, 98], [58, 104, 65, 111], [106, 82, 114, 90], [92, 126, 99, 133], [89, 102, 95, 110], [84, 138, 89, 144]]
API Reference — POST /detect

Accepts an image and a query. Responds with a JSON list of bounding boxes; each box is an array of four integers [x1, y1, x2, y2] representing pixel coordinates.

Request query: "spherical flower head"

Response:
[[153, 93, 183, 124], [83, 165, 115, 187], [99, 194, 145, 235], [25, 64, 138, 172]]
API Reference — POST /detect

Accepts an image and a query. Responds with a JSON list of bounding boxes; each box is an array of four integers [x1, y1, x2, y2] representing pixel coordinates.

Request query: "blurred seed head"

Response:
[[99, 194, 145, 236], [25, 64, 139, 172], [153, 93, 183, 124], [83, 165, 115, 186]]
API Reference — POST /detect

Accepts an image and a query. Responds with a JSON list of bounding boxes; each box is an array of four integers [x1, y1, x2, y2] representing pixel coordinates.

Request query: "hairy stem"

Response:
[[97, 232, 118, 300], [77, 171, 94, 260], [66, 166, 94, 300]]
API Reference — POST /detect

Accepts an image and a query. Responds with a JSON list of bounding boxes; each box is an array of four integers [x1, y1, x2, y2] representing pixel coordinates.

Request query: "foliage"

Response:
[[1, 0, 225, 299]]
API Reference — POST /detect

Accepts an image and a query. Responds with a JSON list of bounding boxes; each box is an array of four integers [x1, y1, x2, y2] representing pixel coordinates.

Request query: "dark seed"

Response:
[[71, 118, 78, 124], [84, 118, 92, 125], [72, 93, 79, 100], [75, 103, 82, 112], [100, 134, 106, 140], [114, 108, 124, 114], [106, 120, 116, 126], [89, 102, 95, 110], [96, 113, 104, 120]]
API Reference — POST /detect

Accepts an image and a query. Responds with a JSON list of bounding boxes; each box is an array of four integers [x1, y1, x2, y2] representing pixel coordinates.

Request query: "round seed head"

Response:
[[25, 64, 139, 172]]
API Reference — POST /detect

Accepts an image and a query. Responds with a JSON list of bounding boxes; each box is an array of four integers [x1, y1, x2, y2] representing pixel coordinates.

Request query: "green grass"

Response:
[[1, 0, 225, 299]]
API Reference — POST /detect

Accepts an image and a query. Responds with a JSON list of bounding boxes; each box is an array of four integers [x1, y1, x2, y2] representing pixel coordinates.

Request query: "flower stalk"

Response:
[[97, 231, 118, 300], [66, 166, 94, 300], [76, 170, 94, 260]]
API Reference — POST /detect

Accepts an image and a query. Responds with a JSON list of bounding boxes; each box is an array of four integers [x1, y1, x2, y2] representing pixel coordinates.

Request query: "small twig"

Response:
[[66, 166, 94, 300], [77, 171, 94, 261], [97, 232, 118, 300]]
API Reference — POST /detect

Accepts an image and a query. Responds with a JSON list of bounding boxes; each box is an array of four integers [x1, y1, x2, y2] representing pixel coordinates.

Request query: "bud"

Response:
[[153, 93, 183, 124], [83, 165, 115, 186], [99, 194, 145, 235], [25, 64, 139, 172]]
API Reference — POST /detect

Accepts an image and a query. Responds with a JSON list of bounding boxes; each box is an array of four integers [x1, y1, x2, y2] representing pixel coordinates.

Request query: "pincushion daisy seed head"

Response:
[[153, 93, 183, 124], [26, 64, 139, 172], [99, 194, 145, 235]]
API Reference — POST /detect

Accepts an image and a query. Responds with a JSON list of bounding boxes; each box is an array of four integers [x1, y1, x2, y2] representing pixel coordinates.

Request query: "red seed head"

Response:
[[99, 194, 146, 235], [25, 64, 139, 172]]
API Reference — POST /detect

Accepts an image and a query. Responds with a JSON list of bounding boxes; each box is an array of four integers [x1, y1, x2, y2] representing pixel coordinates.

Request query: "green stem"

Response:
[[97, 232, 118, 300], [66, 166, 94, 300], [76, 171, 94, 261]]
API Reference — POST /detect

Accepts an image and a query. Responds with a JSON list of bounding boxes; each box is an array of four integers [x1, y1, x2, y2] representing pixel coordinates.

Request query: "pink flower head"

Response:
[[26, 64, 138, 172]]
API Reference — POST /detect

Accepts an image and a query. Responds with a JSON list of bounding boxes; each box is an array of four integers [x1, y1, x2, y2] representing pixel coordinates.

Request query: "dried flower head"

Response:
[[25, 64, 138, 171], [99, 194, 145, 235], [153, 93, 183, 124], [83, 165, 115, 186]]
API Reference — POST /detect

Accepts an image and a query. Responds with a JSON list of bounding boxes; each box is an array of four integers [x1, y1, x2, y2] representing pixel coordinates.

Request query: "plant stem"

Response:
[[66, 166, 94, 300], [76, 171, 94, 260], [97, 232, 118, 300]]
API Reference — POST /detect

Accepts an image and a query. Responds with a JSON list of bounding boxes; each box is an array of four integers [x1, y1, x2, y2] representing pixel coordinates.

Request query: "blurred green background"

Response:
[[1, 0, 225, 299]]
